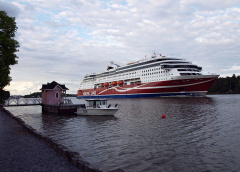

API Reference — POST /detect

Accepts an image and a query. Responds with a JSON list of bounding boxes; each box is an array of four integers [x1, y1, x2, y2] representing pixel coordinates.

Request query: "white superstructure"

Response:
[[79, 54, 203, 90]]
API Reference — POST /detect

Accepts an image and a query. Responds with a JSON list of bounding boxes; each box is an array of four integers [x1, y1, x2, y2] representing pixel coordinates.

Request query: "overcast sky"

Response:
[[1, 0, 240, 95]]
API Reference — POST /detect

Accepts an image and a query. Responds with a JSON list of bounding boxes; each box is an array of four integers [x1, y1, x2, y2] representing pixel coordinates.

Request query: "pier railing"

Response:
[[4, 98, 42, 106], [59, 98, 73, 105]]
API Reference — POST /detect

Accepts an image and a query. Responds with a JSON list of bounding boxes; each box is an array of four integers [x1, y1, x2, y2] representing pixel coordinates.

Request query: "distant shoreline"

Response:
[[207, 93, 240, 95]]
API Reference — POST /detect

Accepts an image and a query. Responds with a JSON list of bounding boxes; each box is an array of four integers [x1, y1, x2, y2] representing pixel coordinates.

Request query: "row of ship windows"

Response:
[[178, 69, 200, 72], [142, 71, 169, 76], [82, 73, 171, 86], [143, 78, 168, 82], [91, 68, 167, 81], [83, 73, 168, 83], [104, 71, 138, 79], [143, 74, 169, 78], [101, 72, 170, 81], [180, 73, 202, 75], [142, 68, 169, 73]]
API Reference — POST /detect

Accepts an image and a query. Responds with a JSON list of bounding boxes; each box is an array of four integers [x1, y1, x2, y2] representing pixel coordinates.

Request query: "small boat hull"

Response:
[[77, 108, 119, 116]]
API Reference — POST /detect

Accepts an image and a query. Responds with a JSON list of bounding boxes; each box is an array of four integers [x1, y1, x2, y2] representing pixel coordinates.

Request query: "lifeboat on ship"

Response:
[[103, 82, 109, 86], [117, 80, 124, 85], [111, 81, 117, 86]]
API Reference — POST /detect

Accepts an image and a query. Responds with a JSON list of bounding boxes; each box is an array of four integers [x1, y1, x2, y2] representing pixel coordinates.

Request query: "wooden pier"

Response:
[[4, 97, 83, 114], [3, 81, 82, 115], [42, 104, 84, 114]]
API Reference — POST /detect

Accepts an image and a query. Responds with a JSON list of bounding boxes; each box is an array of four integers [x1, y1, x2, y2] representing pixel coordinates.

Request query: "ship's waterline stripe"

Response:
[[99, 91, 207, 96], [77, 91, 207, 98]]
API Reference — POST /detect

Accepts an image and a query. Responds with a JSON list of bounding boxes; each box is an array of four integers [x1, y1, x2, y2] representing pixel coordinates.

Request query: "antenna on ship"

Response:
[[151, 50, 157, 58], [110, 61, 121, 67]]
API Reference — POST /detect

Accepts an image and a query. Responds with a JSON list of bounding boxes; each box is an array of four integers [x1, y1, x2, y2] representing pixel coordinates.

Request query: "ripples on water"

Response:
[[6, 95, 240, 172]]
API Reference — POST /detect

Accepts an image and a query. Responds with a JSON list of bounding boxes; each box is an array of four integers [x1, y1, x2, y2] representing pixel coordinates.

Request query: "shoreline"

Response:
[[207, 93, 240, 95]]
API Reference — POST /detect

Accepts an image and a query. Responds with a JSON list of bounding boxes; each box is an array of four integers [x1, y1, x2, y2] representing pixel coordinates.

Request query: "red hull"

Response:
[[77, 76, 218, 98]]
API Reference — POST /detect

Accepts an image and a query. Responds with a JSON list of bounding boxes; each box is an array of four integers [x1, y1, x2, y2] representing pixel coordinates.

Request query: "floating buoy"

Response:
[[162, 114, 166, 118]]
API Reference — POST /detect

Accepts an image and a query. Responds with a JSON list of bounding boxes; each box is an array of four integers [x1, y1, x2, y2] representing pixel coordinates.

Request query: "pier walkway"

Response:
[[0, 107, 81, 172], [4, 98, 42, 106]]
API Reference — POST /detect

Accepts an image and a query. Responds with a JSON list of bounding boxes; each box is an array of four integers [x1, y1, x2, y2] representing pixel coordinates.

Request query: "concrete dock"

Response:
[[0, 107, 82, 172]]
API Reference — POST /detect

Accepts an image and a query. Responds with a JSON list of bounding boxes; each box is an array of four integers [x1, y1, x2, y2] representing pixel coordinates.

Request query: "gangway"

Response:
[[4, 98, 42, 106]]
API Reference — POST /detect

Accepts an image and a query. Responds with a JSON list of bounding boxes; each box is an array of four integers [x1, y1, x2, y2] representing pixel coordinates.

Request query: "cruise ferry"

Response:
[[77, 53, 219, 98]]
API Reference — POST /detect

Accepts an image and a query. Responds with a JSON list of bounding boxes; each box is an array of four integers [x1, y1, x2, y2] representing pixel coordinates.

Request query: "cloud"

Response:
[[180, 0, 239, 10], [0, 0, 20, 17], [221, 65, 240, 73], [0, 0, 239, 95], [5, 81, 42, 95]]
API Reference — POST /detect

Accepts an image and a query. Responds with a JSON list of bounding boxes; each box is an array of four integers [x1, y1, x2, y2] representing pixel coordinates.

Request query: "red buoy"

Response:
[[162, 114, 166, 118]]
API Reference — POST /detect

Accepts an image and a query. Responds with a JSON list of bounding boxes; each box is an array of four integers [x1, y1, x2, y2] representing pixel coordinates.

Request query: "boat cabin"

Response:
[[86, 99, 108, 108]]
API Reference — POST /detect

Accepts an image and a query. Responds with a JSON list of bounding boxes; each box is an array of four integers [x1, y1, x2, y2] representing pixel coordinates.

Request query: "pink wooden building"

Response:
[[40, 81, 81, 114], [41, 81, 68, 105]]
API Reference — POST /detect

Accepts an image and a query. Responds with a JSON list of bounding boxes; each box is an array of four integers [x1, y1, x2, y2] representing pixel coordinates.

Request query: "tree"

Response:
[[0, 11, 19, 104], [0, 89, 10, 104], [208, 74, 240, 94]]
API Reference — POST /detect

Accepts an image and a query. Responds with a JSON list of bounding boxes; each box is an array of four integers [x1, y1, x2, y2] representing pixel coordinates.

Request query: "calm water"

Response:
[[5, 95, 240, 172]]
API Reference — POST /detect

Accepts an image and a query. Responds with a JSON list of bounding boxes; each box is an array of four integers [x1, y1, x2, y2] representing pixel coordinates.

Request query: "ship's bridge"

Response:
[[161, 64, 202, 71]]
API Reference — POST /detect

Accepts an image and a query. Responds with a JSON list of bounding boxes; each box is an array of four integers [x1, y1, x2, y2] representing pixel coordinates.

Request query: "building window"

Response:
[[56, 92, 59, 98]]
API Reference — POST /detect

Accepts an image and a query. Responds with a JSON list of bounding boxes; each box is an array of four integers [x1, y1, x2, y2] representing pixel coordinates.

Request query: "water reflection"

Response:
[[81, 115, 118, 124], [41, 114, 75, 136]]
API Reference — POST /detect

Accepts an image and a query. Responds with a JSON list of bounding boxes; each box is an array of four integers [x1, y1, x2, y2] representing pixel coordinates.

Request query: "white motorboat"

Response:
[[76, 99, 119, 116]]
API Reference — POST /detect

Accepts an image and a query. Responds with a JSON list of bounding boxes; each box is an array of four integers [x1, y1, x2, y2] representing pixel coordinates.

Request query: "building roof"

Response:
[[40, 81, 69, 90]]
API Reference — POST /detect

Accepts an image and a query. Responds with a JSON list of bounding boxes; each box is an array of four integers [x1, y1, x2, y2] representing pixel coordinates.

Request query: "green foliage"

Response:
[[0, 89, 10, 105], [66, 94, 77, 97], [24, 92, 42, 98], [0, 11, 19, 104], [0, 10, 19, 89], [208, 74, 240, 94]]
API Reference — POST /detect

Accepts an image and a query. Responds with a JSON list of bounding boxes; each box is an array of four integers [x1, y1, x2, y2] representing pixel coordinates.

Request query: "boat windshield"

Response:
[[88, 100, 107, 107], [98, 100, 107, 106]]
